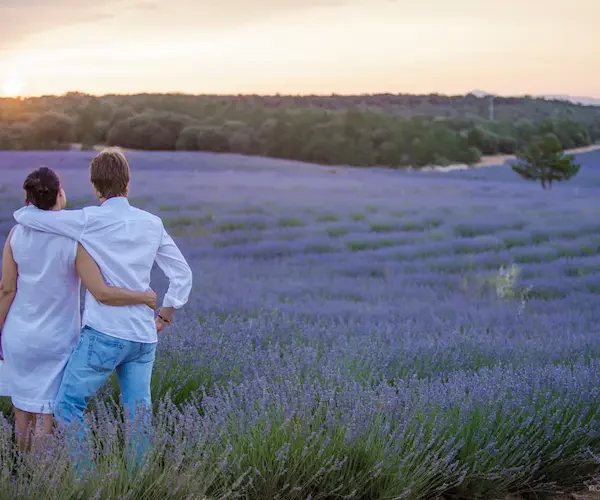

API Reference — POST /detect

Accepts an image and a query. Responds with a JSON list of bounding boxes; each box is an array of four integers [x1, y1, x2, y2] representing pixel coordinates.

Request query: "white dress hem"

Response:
[[11, 396, 54, 415]]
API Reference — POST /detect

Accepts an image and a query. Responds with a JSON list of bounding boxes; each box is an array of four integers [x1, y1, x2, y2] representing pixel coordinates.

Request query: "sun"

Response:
[[2, 75, 24, 98]]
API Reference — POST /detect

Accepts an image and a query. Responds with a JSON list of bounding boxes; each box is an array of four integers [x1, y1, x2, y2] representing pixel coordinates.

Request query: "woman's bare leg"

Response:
[[31, 413, 54, 451], [38, 413, 54, 435], [13, 407, 35, 451]]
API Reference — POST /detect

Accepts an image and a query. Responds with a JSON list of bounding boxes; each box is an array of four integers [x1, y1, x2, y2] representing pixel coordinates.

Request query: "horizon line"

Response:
[[1, 90, 599, 103]]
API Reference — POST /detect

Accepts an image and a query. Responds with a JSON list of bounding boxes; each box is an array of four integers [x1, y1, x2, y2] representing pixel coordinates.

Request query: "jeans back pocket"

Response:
[[86, 330, 125, 373]]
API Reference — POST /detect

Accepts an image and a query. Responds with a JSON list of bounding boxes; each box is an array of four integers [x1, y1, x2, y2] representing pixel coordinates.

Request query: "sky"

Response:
[[0, 0, 598, 98]]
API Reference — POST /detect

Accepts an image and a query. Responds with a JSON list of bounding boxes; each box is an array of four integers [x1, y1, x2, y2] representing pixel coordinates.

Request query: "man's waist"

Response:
[[83, 303, 156, 338]]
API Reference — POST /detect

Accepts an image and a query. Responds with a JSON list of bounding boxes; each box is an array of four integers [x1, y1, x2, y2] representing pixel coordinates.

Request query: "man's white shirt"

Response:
[[14, 197, 193, 343]]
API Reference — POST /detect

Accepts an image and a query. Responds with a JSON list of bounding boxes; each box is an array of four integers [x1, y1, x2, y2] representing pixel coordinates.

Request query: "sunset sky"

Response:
[[0, 0, 598, 98]]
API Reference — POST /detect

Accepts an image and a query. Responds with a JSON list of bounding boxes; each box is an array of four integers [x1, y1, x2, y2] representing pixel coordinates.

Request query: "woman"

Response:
[[0, 166, 156, 451]]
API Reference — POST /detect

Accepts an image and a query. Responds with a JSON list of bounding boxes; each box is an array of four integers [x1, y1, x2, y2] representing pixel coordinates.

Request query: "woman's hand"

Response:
[[144, 289, 157, 310]]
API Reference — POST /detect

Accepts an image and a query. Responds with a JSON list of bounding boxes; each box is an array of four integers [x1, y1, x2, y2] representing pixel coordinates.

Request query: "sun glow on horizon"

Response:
[[1, 73, 25, 98]]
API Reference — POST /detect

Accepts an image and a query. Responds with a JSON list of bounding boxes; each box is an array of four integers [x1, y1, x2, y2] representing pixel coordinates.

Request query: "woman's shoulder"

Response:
[[12, 224, 75, 247], [11, 228, 78, 266], [7, 224, 22, 243]]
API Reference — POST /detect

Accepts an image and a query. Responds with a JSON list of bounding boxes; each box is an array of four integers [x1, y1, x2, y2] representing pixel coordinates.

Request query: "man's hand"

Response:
[[155, 306, 175, 333], [155, 316, 167, 333], [144, 289, 157, 310]]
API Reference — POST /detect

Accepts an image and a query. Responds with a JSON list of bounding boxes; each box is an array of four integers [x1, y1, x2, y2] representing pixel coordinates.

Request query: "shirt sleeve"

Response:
[[13, 205, 87, 241], [154, 222, 193, 309]]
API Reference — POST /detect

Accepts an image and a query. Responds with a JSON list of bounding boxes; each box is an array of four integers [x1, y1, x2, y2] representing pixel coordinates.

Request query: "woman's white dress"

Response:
[[0, 225, 81, 414]]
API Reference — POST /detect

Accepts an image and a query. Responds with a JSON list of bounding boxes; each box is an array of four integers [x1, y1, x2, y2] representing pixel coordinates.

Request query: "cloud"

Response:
[[131, 1, 161, 10], [0, 1, 119, 52], [123, 0, 351, 28], [0, 0, 352, 54]]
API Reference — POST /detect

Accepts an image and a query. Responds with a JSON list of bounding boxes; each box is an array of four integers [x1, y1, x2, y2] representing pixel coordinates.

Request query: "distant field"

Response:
[[1, 149, 599, 499]]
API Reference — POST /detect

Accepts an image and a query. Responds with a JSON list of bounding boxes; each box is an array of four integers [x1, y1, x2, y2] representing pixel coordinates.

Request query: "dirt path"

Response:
[[419, 144, 600, 172], [475, 144, 600, 168]]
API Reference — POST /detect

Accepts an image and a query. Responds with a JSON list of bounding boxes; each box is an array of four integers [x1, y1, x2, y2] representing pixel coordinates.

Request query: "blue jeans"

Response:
[[55, 326, 157, 472]]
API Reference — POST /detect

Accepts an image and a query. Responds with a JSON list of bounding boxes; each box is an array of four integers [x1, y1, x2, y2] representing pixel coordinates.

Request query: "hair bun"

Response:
[[25, 176, 51, 193], [25, 177, 42, 191], [23, 166, 61, 211]]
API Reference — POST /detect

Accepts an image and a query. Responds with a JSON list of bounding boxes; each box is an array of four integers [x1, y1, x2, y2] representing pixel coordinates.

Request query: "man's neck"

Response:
[[99, 195, 128, 204]]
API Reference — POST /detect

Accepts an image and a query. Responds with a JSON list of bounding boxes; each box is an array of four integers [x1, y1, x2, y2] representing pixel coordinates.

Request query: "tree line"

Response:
[[0, 93, 599, 168]]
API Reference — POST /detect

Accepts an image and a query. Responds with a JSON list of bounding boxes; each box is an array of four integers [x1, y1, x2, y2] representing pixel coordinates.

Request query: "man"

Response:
[[13, 148, 192, 458]]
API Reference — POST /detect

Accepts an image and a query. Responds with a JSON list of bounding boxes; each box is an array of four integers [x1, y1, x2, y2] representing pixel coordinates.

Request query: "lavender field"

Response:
[[1, 150, 600, 500]]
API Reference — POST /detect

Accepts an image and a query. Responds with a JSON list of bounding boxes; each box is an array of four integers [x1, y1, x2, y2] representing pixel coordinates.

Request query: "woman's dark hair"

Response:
[[23, 166, 61, 211]]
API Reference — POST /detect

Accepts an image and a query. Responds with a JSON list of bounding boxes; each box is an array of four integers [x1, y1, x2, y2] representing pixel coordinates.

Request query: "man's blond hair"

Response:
[[90, 147, 130, 199]]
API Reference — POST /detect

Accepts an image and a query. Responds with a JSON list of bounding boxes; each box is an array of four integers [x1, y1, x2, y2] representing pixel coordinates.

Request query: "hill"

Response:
[[1, 92, 599, 168], [542, 95, 600, 106]]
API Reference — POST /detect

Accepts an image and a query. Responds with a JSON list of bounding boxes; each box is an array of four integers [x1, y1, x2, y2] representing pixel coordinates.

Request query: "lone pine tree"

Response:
[[512, 133, 581, 189]]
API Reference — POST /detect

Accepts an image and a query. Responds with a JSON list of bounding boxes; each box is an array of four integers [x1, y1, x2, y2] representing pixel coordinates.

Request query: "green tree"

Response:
[[176, 126, 230, 152], [195, 127, 230, 152], [176, 126, 203, 150], [108, 112, 196, 150], [228, 129, 254, 154], [75, 98, 114, 145], [31, 112, 75, 148], [512, 133, 581, 189], [467, 125, 499, 155]]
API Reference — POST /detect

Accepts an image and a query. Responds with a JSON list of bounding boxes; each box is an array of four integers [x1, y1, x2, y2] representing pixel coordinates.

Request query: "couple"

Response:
[[0, 148, 192, 454]]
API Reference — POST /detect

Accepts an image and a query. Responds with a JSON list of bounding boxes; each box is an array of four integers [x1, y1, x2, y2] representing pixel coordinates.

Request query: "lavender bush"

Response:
[[1, 150, 599, 499]]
